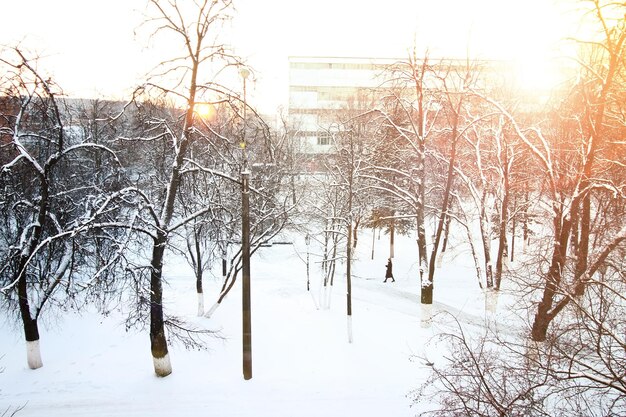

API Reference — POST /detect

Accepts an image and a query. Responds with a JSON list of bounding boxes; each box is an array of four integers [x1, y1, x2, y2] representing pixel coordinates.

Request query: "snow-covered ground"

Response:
[[0, 230, 494, 416]]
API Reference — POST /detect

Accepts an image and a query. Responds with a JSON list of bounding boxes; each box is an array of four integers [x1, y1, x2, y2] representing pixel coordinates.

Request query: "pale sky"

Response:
[[1, 0, 585, 113]]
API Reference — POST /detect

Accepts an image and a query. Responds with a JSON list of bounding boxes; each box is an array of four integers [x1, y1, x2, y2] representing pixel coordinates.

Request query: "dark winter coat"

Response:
[[385, 259, 393, 278]]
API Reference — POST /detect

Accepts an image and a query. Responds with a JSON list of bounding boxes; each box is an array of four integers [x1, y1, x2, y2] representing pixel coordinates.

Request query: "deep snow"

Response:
[[0, 230, 493, 416]]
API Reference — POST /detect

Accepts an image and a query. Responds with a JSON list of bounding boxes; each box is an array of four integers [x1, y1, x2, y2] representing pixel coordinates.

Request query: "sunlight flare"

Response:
[[194, 103, 216, 120]]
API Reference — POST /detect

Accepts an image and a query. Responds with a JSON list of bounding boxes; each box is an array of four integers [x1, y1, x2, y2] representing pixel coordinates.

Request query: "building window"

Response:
[[317, 131, 331, 146]]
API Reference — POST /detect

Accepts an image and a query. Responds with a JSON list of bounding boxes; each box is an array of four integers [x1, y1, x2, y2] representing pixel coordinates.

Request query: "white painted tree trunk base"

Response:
[[27, 340, 43, 369], [323, 285, 333, 310], [153, 353, 172, 377], [318, 284, 323, 310], [485, 290, 499, 314], [197, 292, 204, 317], [204, 302, 220, 319], [347, 316, 353, 343], [420, 303, 433, 328], [309, 290, 320, 310]]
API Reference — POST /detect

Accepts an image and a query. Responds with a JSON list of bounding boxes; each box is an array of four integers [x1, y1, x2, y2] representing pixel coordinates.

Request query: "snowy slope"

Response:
[[0, 230, 492, 417]]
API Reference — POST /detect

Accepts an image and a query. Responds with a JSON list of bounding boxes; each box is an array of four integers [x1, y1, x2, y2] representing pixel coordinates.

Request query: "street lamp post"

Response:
[[240, 66, 252, 380]]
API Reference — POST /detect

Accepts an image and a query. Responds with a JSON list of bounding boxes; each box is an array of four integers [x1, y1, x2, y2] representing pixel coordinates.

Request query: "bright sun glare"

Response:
[[465, 0, 579, 94], [0, 0, 589, 108], [194, 103, 216, 120]]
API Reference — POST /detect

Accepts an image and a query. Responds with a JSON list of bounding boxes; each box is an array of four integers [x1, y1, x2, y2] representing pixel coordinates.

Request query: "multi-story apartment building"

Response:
[[288, 56, 398, 157], [287, 55, 569, 172]]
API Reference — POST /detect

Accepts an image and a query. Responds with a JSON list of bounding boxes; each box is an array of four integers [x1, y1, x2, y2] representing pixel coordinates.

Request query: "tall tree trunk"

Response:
[[352, 216, 359, 248], [346, 220, 353, 343], [510, 194, 517, 263], [531, 13, 624, 338], [412, 55, 430, 305], [495, 155, 510, 290], [146, 101, 191, 377], [479, 193, 494, 288], [323, 214, 330, 276], [18, 174, 48, 369], [418, 203, 429, 300], [428, 109, 459, 284], [328, 221, 339, 287], [417, 205, 431, 304], [463, 223, 484, 290], [145, 38, 198, 372], [195, 230, 204, 316], [18, 268, 42, 369], [574, 189, 591, 296], [531, 214, 570, 341], [437, 212, 451, 269], [150, 232, 172, 377], [389, 217, 395, 259]]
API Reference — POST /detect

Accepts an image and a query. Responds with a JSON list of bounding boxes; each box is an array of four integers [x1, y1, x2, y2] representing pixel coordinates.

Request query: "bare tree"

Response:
[[125, 0, 241, 376], [326, 126, 368, 342], [426, 59, 487, 293], [417, 2, 626, 414], [201, 108, 296, 319], [367, 54, 484, 309], [454, 121, 498, 290], [469, 1, 626, 342], [413, 254, 626, 416], [365, 51, 441, 307], [0, 48, 124, 369], [413, 314, 554, 417]]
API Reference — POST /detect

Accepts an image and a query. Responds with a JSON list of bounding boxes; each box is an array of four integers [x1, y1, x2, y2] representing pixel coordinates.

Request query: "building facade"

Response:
[[288, 56, 397, 156]]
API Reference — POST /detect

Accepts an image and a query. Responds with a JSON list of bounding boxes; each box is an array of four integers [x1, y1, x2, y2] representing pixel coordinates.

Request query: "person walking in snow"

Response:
[[384, 258, 395, 282]]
